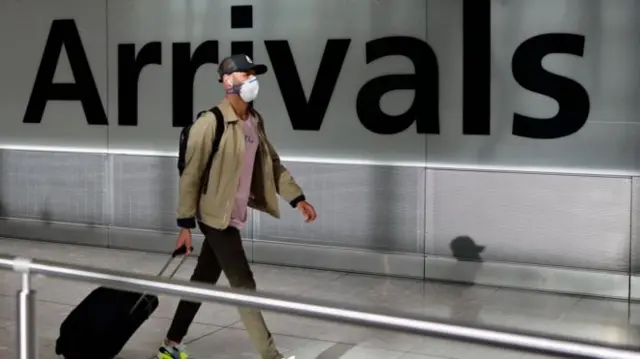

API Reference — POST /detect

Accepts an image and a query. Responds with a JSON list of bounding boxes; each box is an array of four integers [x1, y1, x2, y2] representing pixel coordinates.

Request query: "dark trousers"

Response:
[[166, 223, 280, 359]]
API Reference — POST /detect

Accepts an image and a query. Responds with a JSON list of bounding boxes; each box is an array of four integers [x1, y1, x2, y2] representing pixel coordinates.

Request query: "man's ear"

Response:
[[221, 74, 231, 88]]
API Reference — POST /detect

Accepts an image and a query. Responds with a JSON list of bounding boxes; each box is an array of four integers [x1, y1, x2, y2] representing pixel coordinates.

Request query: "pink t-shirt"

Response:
[[229, 116, 259, 229]]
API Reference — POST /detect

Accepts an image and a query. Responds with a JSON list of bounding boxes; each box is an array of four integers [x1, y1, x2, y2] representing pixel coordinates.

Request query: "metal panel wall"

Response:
[[1, 0, 640, 298], [0, 150, 109, 247], [426, 169, 632, 271], [0, 150, 106, 225], [0, 149, 635, 297], [111, 155, 184, 232], [630, 178, 640, 299], [255, 162, 426, 254]]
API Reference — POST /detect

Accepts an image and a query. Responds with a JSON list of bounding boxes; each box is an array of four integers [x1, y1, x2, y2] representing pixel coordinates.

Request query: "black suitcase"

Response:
[[55, 246, 192, 359]]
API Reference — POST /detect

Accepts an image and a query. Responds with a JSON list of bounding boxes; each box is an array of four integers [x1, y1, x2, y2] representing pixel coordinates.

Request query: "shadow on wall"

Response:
[[450, 236, 485, 262], [450, 236, 486, 323]]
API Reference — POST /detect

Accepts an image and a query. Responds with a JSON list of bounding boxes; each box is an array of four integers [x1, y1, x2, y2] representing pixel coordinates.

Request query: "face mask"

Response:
[[227, 76, 260, 103]]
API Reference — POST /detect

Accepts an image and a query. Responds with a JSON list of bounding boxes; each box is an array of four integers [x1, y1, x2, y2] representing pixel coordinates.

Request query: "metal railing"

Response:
[[1, 254, 640, 359]]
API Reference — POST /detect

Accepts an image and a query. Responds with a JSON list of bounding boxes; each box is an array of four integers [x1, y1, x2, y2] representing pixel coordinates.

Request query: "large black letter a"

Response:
[[356, 37, 438, 134], [23, 19, 107, 125]]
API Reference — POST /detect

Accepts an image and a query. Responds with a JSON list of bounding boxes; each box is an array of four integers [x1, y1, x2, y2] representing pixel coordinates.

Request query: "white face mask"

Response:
[[228, 76, 259, 103]]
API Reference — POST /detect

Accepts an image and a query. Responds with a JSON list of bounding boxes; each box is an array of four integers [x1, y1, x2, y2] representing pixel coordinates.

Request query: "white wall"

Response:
[[0, 0, 638, 174]]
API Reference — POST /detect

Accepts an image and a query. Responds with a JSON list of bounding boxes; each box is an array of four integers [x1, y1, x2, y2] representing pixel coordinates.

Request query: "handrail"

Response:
[[1, 254, 639, 359]]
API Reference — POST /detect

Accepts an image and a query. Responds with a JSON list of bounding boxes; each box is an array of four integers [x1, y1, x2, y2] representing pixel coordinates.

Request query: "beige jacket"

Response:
[[177, 99, 305, 230]]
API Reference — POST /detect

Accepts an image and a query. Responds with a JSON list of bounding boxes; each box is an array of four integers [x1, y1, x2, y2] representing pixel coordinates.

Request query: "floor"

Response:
[[1, 239, 640, 359]]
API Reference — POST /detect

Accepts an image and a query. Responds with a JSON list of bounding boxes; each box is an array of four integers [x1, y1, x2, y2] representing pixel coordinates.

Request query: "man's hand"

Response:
[[296, 201, 317, 223], [175, 228, 193, 255]]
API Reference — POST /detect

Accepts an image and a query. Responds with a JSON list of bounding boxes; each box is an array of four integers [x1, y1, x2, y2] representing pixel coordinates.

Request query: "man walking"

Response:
[[158, 54, 317, 359]]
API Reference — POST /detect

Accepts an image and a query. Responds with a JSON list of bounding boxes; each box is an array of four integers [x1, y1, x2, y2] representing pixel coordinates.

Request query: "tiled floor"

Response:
[[1, 238, 640, 359]]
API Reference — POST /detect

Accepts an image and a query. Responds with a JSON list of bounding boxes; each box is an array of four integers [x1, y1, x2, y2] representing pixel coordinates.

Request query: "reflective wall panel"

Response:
[[427, 169, 632, 271], [111, 155, 184, 232], [427, 0, 640, 173], [105, 0, 428, 164], [256, 162, 426, 254], [1, 0, 640, 299], [630, 177, 640, 299], [0, 150, 106, 225], [2, 0, 640, 173], [0, 150, 108, 246], [0, 0, 109, 150], [0, 149, 636, 297]]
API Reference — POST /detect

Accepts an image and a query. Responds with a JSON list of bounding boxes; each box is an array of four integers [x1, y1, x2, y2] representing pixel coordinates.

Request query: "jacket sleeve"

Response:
[[176, 115, 216, 228], [262, 129, 306, 208]]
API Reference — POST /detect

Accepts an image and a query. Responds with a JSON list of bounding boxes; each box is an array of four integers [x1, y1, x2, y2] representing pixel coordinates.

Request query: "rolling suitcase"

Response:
[[55, 246, 193, 359]]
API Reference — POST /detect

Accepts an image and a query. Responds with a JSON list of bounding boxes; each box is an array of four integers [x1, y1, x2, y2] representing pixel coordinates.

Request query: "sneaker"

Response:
[[157, 342, 189, 359]]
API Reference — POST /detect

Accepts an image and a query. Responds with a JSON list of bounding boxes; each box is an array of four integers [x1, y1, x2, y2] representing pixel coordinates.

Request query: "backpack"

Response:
[[177, 106, 224, 194]]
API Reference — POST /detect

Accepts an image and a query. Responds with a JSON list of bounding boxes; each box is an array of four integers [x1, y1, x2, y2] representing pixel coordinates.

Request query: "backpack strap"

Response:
[[211, 107, 224, 156], [200, 106, 225, 194]]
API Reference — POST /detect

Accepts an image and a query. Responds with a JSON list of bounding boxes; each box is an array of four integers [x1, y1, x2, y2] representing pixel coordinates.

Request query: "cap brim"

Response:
[[251, 64, 268, 75]]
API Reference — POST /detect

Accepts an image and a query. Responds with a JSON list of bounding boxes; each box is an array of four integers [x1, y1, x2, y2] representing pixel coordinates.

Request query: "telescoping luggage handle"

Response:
[[156, 245, 194, 278], [130, 245, 194, 314]]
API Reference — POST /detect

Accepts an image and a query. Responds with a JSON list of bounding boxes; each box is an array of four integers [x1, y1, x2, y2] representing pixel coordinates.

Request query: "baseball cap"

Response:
[[217, 54, 268, 82]]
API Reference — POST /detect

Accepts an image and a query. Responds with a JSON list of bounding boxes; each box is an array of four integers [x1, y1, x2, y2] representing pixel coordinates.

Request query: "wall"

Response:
[[0, 0, 639, 299]]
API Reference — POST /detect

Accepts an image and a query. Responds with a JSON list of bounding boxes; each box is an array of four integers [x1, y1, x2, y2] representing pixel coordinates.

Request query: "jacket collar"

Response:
[[218, 98, 254, 123]]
